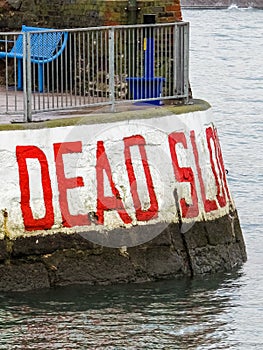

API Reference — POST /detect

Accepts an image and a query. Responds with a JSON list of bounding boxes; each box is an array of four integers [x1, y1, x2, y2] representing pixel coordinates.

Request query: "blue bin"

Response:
[[126, 77, 165, 105]]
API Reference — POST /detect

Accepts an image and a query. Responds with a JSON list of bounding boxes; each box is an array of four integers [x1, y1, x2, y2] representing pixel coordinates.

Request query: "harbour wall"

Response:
[[0, 101, 247, 291], [0, 0, 182, 30], [181, 0, 263, 8]]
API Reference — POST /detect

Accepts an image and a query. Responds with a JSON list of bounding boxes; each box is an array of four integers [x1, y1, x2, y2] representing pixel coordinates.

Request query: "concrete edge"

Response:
[[0, 99, 211, 131]]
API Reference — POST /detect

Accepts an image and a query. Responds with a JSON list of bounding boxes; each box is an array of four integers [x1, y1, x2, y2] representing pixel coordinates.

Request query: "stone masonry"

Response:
[[0, 0, 182, 30]]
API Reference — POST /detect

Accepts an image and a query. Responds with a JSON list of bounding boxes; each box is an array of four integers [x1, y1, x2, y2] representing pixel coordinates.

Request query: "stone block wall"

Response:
[[0, 0, 182, 30]]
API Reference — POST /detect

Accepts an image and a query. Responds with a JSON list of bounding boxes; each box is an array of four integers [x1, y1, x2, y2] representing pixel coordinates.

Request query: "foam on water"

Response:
[[227, 3, 254, 10]]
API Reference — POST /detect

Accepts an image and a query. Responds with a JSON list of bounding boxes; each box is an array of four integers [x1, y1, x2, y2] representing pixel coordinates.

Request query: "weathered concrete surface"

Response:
[[181, 0, 263, 8], [0, 210, 246, 291], [0, 102, 247, 291]]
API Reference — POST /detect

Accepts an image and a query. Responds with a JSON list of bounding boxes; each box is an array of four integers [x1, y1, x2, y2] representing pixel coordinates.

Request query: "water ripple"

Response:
[[0, 9, 262, 350]]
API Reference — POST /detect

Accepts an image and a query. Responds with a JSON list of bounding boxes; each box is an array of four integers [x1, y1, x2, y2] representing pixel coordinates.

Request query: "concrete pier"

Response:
[[0, 100, 247, 291]]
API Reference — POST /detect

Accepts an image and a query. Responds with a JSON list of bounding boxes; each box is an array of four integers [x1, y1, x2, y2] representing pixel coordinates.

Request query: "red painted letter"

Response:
[[96, 141, 132, 225], [53, 141, 90, 227], [16, 146, 54, 231], [206, 127, 230, 207], [168, 132, 199, 218], [124, 135, 158, 221], [190, 130, 218, 213]]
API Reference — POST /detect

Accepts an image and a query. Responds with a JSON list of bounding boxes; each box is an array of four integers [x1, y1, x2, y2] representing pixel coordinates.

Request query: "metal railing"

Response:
[[0, 22, 189, 122]]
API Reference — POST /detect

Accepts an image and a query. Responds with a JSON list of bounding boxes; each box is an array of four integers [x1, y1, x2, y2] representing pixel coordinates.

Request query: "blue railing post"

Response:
[[38, 63, 44, 93], [144, 35, 154, 79], [24, 32, 32, 122]]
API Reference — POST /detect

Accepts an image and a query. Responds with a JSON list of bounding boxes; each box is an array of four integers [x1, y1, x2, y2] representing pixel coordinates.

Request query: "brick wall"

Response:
[[0, 0, 182, 30]]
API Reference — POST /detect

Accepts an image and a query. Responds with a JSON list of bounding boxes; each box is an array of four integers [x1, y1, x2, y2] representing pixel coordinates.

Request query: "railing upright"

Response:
[[173, 23, 177, 97], [109, 27, 115, 111], [175, 24, 182, 98], [184, 23, 190, 102], [24, 32, 32, 122], [4, 35, 9, 113]]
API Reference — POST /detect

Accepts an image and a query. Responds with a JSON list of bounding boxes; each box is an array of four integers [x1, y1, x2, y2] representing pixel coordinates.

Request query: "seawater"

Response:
[[0, 7, 262, 349]]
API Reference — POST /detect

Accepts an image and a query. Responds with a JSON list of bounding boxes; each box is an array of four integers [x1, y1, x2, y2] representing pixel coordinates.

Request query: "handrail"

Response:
[[0, 22, 190, 122]]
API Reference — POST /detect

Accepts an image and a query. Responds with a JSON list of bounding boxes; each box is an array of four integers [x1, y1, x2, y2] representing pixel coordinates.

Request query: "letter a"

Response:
[[96, 141, 132, 225]]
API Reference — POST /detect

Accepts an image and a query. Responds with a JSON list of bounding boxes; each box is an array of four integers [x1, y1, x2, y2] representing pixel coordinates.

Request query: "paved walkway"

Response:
[[0, 86, 117, 124], [0, 87, 169, 125]]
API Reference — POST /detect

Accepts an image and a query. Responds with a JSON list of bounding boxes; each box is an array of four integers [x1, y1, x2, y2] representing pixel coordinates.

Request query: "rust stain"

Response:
[[2, 208, 11, 239]]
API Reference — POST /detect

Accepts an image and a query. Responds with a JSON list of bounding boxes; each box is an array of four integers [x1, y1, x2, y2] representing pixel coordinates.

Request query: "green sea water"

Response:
[[0, 7, 262, 349]]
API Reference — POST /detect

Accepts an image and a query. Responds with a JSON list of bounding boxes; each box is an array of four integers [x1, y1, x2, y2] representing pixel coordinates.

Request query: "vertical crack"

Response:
[[2, 209, 13, 264], [173, 189, 194, 276]]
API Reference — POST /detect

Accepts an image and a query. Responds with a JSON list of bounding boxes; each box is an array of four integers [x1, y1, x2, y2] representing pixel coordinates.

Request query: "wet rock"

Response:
[[0, 211, 247, 292], [0, 262, 50, 292], [6, 0, 21, 10]]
